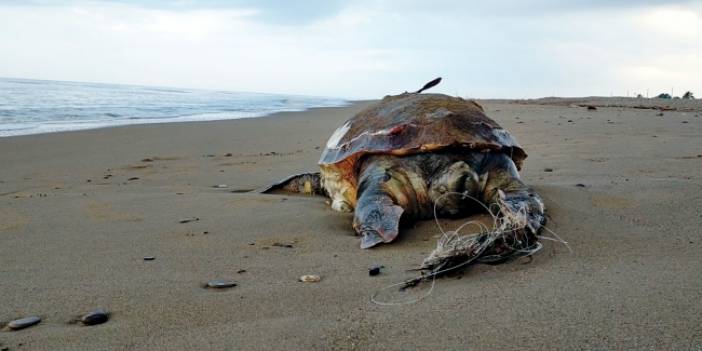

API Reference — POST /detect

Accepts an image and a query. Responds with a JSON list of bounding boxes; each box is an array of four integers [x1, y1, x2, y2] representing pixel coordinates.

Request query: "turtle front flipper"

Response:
[[353, 158, 419, 249], [260, 172, 325, 196], [481, 153, 546, 253]]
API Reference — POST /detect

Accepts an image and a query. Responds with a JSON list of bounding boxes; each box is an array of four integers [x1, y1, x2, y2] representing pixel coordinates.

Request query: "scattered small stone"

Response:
[[230, 189, 252, 193], [656, 112, 664, 117], [299, 275, 321, 283], [206, 280, 237, 289], [272, 242, 294, 248], [237, 269, 247, 274], [127, 177, 140, 181], [86, 179, 92, 183], [1, 346, 8, 351], [143, 256, 155, 261], [7, 316, 41, 331], [141, 158, 154, 162], [369, 265, 382, 276], [586, 105, 597, 110], [203, 231, 209, 235], [567, 120, 573, 122], [225, 153, 233, 157], [213, 184, 228, 188], [682, 121, 688, 123], [575, 183, 586, 188], [544, 168, 554, 172], [179, 217, 200, 224], [249, 242, 255, 246], [314, 146, 320, 150], [80, 309, 109, 326]]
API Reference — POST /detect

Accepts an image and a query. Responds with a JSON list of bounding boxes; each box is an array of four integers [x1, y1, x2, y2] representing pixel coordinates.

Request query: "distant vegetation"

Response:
[[652, 91, 694, 100]]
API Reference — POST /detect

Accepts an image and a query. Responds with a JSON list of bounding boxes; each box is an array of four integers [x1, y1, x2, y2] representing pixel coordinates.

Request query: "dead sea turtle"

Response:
[[264, 78, 545, 250]]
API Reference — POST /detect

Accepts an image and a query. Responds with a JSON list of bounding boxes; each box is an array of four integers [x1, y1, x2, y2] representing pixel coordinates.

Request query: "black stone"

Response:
[[80, 309, 109, 326], [369, 266, 382, 276], [143, 256, 156, 261]]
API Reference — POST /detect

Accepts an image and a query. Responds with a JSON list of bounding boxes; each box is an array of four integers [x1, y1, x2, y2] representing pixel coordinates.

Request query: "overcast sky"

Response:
[[0, 0, 700, 99]]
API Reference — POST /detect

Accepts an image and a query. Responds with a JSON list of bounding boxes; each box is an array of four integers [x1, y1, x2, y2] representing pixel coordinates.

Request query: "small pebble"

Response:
[[369, 266, 382, 276], [127, 177, 140, 181], [7, 316, 41, 331], [225, 153, 233, 157], [143, 256, 155, 261], [141, 158, 154, 162], [575, 183, 586, 188], [206, 280, 237, 289], [179, 217, 200, 224], [80, 309, 109, 326], [544, 168, 554, 172], [237, 269, 247, 274], [299, 275, 321, 283], [213, 184, 228, 188], [272, 242, 294, 248]]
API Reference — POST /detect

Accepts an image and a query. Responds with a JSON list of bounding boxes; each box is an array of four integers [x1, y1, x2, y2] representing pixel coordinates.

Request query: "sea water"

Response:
[[0, 77, 347, 137]]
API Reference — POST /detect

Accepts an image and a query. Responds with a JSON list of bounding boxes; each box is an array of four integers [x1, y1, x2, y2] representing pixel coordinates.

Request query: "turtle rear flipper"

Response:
[[260, 172, 325, 196]]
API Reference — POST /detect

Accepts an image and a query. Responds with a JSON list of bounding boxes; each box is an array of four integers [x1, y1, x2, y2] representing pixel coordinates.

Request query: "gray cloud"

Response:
[[0, 0, 699, 98]]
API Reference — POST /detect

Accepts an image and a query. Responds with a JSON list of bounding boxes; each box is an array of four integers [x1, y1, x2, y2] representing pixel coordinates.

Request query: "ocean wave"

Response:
[[0, 78, 347, 137]]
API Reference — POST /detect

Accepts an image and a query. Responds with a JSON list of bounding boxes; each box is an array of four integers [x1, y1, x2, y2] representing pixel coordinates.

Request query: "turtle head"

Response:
[[429, 161, 481, 217]]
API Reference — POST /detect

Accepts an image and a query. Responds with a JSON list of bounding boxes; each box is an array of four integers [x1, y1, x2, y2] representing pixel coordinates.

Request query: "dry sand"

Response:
[[1, 98, 701, 350]]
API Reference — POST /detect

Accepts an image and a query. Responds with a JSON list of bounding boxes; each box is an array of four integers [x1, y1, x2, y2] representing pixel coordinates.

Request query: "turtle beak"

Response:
[[353, 202, 404, 249], [360, 230, 385, 249]]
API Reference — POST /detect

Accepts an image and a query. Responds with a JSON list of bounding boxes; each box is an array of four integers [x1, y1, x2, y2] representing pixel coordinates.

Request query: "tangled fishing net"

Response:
[[371, 191, 569, 306]]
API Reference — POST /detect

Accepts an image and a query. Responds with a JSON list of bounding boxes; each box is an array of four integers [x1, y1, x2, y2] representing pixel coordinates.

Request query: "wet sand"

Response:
[[1, 98, 701, 350]]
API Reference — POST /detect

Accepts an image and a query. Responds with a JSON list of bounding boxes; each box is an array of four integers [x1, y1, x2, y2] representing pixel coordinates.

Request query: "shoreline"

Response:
[[0, 104, 354, 139]]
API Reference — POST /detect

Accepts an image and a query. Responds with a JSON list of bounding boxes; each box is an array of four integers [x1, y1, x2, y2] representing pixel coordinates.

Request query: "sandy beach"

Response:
[[1, 99, 701, 350]]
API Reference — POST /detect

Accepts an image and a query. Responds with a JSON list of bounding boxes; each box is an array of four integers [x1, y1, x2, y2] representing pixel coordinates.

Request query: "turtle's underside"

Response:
[[264, 78, 545, 251]]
